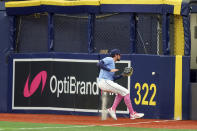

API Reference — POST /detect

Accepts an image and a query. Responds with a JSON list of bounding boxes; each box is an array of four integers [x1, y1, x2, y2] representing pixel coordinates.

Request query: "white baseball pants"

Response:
[[97, 79, 129, 96]]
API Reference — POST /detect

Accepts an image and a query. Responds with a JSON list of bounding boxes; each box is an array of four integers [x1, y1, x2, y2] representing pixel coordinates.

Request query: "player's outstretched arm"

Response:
[[110, 69, 119, 72]]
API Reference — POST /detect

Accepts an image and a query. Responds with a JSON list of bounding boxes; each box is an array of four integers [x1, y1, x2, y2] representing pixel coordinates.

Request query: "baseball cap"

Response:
[[110, 49, 120, 56]]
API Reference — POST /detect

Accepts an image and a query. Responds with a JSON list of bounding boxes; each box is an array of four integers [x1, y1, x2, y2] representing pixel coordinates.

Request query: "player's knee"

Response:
[[126, 89, 129, 95], [122, 90, 129, 96]]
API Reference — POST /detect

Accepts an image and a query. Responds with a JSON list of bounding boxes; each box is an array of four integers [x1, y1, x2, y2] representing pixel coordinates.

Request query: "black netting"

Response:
[[94, 13, 131, 54], [53, 14, 88, 53], [136, 14, 161, 54], [15, 13, 162, 55], [16, 14, 48, 53]]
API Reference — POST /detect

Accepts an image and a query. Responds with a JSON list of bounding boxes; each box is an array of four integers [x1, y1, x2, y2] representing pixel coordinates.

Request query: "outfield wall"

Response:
[[8, 53, 190, 120]]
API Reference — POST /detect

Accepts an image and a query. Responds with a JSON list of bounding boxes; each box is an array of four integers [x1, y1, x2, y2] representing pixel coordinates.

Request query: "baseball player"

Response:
[[97, 49, 144, 120]]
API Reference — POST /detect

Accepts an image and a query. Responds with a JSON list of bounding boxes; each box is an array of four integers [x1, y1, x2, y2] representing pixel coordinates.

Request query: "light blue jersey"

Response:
[[99, 57, 115, 81]]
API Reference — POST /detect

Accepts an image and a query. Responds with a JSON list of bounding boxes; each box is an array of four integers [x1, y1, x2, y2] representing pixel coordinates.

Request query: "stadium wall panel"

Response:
[[0, 10, 10, 112], [7, 53, 190, 120]]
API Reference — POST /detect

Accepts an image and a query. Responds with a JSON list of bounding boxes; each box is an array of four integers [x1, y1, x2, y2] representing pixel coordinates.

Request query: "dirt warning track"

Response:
[[0, 113, 196, 130]]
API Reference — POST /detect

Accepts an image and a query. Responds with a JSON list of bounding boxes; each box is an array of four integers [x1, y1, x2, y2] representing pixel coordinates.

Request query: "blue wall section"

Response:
[[130, 55, 160, 119], [159, 56, 175, 119], [130, 55, 176, 119], [182, 56, 190, 120], [0, 9, 10, 112]]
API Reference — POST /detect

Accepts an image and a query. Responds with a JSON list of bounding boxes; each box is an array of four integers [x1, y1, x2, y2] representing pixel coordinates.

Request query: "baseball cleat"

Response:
[[107, 108, 117, 120], [130, 112, 144, 120]]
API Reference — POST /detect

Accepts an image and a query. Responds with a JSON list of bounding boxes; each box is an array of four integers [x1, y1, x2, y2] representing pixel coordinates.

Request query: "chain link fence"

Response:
[[16, 13, 48, 53], [136, 14, 162, 55], [16, 13, 166, 55], [94, 13, 131, 54], [53, 14, 88, 53]]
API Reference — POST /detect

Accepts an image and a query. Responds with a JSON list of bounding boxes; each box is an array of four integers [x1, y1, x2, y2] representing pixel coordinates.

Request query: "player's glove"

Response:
[[122, 67, 133, 77]]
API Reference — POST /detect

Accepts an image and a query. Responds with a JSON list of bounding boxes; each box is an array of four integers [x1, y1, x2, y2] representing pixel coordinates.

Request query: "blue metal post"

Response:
[[183, 16, 191, 56], [130, 13, 136, 54], [162, 14, 170, 55], [9, 16, 16, 52], [48, 13, 54, 52], [88, 13, 95, 54]]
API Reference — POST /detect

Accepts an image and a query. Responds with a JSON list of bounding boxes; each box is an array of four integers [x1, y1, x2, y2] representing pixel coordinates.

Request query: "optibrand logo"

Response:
[[23, 71, 47, 97]]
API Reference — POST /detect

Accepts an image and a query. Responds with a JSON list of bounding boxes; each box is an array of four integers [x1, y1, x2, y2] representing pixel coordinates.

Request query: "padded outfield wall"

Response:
[[8, 53, 190, 120], [0, 0, 191, 120]]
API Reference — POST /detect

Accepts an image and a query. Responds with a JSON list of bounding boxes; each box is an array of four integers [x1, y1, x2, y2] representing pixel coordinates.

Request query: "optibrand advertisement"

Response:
[[12, 58, 130, 113]]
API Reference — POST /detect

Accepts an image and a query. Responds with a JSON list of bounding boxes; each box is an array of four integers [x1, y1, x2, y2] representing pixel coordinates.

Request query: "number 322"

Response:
[[134, 83, 157, 106]]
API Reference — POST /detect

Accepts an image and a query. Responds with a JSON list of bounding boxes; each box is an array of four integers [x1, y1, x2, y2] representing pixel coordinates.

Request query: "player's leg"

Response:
[[97, 79, 112, 120], [107, 94, 123, 120], [103, 80, 129, 120], [98, 80, 123, 120], [104, 80, 144, 120], [111, 94, 123, 111], [124, 94, 134, 114]]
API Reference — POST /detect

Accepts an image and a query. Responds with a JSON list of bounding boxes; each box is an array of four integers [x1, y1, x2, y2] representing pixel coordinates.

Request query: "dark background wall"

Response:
[[0, 2, 10, 112]]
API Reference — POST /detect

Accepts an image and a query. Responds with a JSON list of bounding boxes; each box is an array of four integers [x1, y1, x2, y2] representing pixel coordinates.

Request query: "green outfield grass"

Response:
[[0, 121, 196, 131]]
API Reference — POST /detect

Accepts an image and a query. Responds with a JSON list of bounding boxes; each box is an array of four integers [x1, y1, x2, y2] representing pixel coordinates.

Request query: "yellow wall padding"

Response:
[[41, 0, 100, 6], [5, 1, 41, 7], [100, 0, 164, 4], [100, 0, 183, 15], [165, 0, 182, 15], [5, 0, 100, 7], [174, 55, 182, 120], [174, 15, 185, 55], [6, 0, 183, 15]]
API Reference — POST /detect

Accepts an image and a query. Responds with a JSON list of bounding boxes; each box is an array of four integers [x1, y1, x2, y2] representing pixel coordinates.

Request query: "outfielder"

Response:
[[97, 49, 144, 120]]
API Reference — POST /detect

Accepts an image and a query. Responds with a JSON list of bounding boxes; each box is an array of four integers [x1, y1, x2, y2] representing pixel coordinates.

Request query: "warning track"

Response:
[[0, 113, 196, 130]]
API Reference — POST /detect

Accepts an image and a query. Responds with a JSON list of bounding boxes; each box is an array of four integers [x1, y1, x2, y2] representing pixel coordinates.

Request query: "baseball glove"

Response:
[[122, 67, 133, 77]]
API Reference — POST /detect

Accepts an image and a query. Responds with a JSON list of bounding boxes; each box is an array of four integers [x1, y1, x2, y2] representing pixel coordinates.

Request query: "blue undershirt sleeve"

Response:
[[113, 74, 123, 81], [97, 60, 111, 72]]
